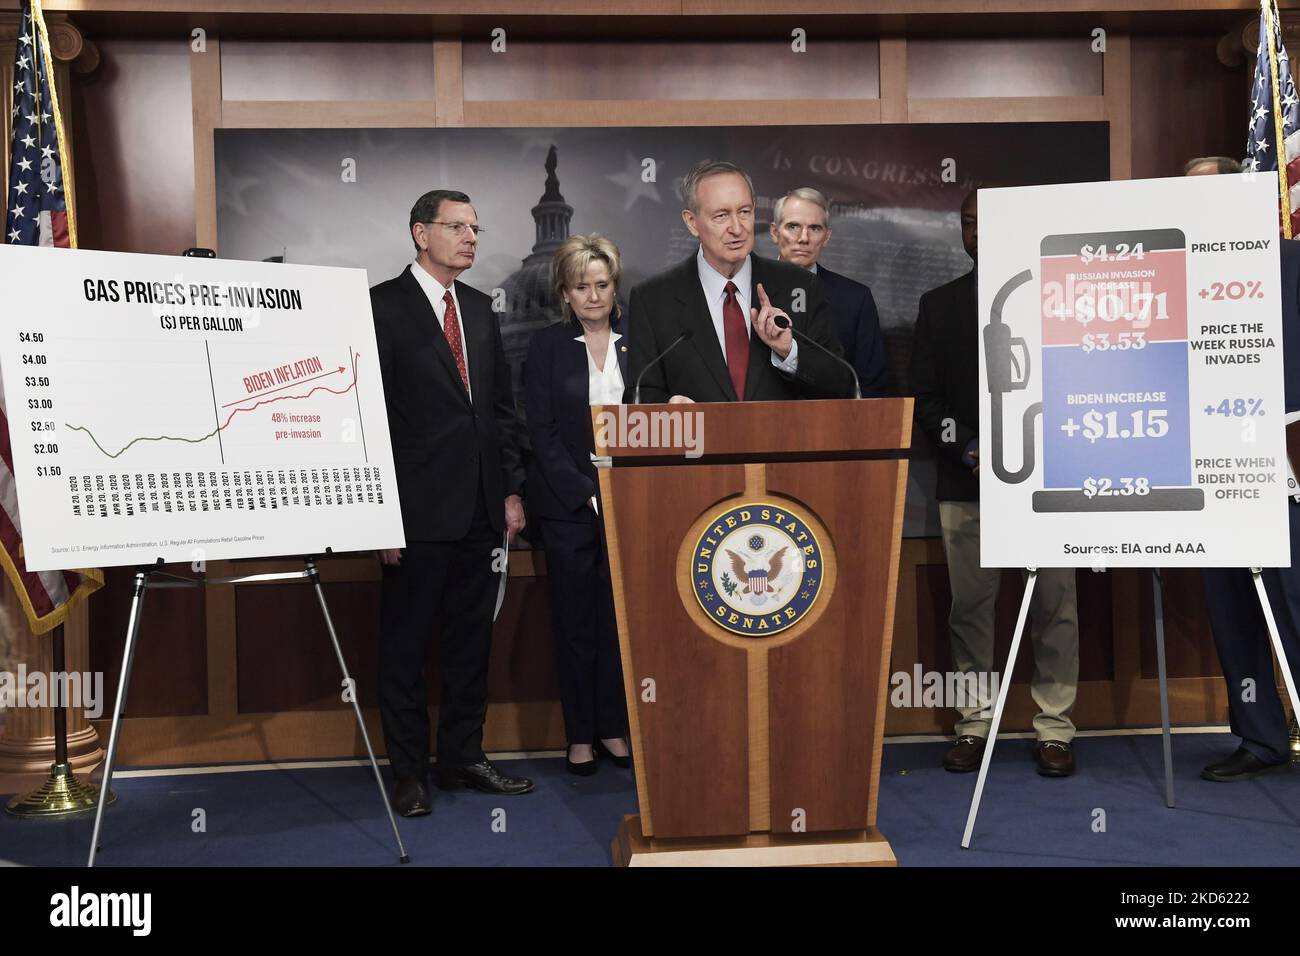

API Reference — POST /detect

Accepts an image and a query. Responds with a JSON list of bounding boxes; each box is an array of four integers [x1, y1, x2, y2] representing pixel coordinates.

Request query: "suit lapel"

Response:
[[816, 264, 841, 296], [572, 323, 626, 403], [744, 255, 777, 400], [455, 280, 490, 408], [957, 269, 979, 365], [959, 269, 977, 325], [674, 255, 737, 401], [575, 325, 629, 398], [612, 318, 629, 384], [401, 267, 472, 408], [567, 330, 589, 404]]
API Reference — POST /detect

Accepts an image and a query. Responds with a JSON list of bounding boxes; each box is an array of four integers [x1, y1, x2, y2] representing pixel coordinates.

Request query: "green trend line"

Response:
[[63, 423, 220, 460]]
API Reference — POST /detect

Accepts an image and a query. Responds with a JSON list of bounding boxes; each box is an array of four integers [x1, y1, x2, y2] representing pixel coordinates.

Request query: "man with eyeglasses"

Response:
[[770, 187, 891, 397], [371, 189, 532, 817]]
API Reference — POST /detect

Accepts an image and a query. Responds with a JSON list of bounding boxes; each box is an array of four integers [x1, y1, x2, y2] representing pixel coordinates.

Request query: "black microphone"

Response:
[[632, 328, 694, 404], [772, 315, 861, 399]]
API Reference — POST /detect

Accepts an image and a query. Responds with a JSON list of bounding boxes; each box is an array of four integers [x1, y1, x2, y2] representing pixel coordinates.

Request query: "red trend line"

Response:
[[219, 354, 360, 432], [220, 365, 347, 408]]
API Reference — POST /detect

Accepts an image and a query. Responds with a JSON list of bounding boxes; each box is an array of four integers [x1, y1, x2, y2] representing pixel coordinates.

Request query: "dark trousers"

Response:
[[1202, 501, 1300, 764], [540, 513, 628, 746], [379, 492, 498, 781]]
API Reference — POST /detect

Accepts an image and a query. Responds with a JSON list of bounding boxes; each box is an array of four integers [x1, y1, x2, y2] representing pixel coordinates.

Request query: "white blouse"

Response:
[[577, 330, 625, 406]]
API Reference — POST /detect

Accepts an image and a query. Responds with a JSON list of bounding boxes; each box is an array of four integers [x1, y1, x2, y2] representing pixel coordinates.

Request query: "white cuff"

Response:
[[771, 338, 798, 374]]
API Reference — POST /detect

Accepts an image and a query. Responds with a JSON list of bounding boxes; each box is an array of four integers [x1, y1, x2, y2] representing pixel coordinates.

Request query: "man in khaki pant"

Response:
[[938, 501, 1079, 774], [910, 190, 1080, 777]]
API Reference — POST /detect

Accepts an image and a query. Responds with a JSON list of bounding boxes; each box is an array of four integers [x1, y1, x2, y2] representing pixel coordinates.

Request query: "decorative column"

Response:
[[1218, 13, 1300, 84]]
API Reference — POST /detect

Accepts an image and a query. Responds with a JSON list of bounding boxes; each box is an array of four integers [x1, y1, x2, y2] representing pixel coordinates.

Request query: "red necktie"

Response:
[[723, 280, 748, 400], [441, 290, 470, 395]]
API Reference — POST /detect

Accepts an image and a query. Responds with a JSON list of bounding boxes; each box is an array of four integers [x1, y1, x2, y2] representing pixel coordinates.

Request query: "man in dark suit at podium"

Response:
[[769, 186, 892, 397], [371, 189, 531, 816], [624, 160, 855, 403]]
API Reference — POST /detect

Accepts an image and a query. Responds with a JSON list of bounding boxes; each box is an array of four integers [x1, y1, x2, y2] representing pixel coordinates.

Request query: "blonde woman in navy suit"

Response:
[[525, 234, 631, 775]]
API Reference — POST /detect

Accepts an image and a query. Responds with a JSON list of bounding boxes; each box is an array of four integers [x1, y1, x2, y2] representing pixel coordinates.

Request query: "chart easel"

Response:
[[960, 567, 1175, 848], [87, 555, 409, 868], [961, 564, 1300, 848]]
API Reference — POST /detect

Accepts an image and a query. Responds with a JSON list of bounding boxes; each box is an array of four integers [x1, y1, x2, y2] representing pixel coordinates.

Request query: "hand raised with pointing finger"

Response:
[[750, 283, 793, 359]]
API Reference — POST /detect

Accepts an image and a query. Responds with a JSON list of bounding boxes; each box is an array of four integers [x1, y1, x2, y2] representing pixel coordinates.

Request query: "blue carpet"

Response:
[[0, 732, 1295, 866], [880, 733, 1300, 866]]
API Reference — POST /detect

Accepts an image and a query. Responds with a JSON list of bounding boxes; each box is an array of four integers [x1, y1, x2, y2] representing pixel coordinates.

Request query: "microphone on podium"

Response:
[[773, 315, 861, 399], [632, 328, 694, 404]]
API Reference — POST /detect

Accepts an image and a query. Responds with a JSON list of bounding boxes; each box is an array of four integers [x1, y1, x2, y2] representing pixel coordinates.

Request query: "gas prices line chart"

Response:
[[0, 245, 405, 571]]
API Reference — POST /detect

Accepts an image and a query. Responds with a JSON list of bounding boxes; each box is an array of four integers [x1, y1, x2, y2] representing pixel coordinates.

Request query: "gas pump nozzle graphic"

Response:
[[984, 269, 1042, 484], [991, 228, 1201, 513]]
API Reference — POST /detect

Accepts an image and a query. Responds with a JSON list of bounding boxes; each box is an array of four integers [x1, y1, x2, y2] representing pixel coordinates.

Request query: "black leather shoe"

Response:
[[1035, 740, 1075, 777], [393, 777, 431, 817], [437, 759, 535, 795], [1201, 747, 1291, 782], [943, 735, 986, 772], [595, 738, 631, 769], [566, 746, 598, 776]]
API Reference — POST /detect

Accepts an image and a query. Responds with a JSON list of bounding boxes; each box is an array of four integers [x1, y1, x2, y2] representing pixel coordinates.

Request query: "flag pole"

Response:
[[4, 621, 115, 819], [29, 0, 76, 249], [1264, 0, 1293, 238], [2, 1, 105, 820], [0, 0, 104, 632]]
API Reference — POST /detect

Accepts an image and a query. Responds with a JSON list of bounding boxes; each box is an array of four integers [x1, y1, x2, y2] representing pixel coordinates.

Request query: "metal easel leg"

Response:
[[305, 559, 410, 864], [1151, 569, 1176, 808], [87, 569, 150, 868], [1252, 568, 1300, 750], [962, 568, 1037, 849]]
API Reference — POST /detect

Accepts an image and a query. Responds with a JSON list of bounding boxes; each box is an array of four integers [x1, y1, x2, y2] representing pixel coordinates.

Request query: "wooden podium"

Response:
[[593, 398, 912, 867]]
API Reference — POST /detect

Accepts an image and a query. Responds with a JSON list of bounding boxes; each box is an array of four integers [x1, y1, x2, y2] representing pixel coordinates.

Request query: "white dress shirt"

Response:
[[409, 261, 471, 399], [576, 330, 625, 406], [694, 246, 798, 377]]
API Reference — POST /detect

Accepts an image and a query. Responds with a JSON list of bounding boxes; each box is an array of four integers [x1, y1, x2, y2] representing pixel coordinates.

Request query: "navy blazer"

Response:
[[814, 264, 892, 397], [525, 320, 629, 522]]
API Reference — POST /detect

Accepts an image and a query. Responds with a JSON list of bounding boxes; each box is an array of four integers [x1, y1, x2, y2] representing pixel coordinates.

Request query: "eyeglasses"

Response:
[[426, 221, 484, 237]]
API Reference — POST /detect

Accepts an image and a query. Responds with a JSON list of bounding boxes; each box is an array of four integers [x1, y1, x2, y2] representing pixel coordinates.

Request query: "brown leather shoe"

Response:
[[1036, 740, 1075, 777], [943, 735, 986, 772]]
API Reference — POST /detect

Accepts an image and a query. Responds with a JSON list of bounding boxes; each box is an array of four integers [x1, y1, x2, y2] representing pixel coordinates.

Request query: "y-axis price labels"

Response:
[[0, 245, 406, 571], [978, 175, 1288, 569]]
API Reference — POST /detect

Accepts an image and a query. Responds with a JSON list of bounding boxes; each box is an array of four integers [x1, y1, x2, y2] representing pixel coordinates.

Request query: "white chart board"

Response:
[[978, 175, 1289, 569], [0, 246, 406, 571]]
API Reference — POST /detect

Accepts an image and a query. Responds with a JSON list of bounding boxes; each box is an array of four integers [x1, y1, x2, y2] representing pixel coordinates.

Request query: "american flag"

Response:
[[1247, 0, 1300, 237], [1, 0, 100, 634], [6, 1, 69, 248]]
